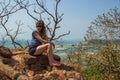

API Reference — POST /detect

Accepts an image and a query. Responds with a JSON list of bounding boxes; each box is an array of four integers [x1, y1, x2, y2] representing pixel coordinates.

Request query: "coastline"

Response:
[[0, 39, 82, 49]]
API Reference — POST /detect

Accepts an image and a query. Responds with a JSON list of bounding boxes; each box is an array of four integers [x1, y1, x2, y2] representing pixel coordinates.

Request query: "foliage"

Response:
[[84, 44, 120, 80], [80, 6, 120, 79], [84, 7, 120, 41], [65, 42, 120, 80]]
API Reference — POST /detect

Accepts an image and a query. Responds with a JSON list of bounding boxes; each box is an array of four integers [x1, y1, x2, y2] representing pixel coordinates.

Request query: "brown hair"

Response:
[[36, 20, 47, 39]]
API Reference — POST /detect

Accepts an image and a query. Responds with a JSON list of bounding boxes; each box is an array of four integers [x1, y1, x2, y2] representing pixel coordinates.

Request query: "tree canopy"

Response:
[[84, 7, 120, 42]]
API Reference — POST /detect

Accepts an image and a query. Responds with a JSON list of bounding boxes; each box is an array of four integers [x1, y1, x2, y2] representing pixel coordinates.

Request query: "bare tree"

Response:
[[0, 0, 26, 48], [0, 0, 24, 18], [16, 0, 70, 41], [84, 7, 120, 42]]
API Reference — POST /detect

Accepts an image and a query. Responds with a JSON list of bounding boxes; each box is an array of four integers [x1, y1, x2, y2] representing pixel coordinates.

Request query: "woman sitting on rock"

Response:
[[28, 20, 61, 67]]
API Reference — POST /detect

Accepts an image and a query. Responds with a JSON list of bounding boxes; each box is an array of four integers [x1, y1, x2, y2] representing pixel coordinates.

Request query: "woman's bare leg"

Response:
[[34, 43, 49, 55], [46, 43, 54, 65], [33, 43, 60, 66], [46, 43, 60, 66]]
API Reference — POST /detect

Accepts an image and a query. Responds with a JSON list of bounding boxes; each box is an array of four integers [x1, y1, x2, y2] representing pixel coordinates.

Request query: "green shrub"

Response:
[[66, 43, 120, 80]]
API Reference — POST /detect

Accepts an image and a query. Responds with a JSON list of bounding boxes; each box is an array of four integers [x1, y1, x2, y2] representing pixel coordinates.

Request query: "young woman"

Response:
[[28, 20, 61, 67]]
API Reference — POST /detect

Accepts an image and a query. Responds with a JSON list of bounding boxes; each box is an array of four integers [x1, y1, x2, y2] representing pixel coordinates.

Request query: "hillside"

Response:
[[0, 46, 84, 80]]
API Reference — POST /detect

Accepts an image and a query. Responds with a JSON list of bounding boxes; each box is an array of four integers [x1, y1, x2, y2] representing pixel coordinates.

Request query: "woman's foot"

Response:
[[50, 61, 61, 67], [52, 62, 61, 67]]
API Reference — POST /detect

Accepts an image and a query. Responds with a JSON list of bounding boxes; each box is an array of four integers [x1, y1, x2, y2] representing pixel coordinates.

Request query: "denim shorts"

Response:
[[28, 47, 36, 55]]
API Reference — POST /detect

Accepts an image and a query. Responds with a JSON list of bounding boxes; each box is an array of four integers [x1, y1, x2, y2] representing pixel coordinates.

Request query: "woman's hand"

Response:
[[51, 42, 55, 48]]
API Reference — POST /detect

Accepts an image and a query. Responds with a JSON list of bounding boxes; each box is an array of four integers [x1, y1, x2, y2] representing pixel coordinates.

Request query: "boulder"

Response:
[[0, 57, 28, 80], [12, 52, 61, 71], [0, 46, 12, 58]]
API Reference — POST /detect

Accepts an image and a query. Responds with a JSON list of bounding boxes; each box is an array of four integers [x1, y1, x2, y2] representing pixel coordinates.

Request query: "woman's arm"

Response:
[[33, 32, 50, 44], [33, 32, 55, 48]]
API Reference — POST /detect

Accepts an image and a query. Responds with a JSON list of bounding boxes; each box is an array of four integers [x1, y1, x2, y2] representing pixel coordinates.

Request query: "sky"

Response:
[[0, 0, 120, 41], [59, 0, 120, 41]]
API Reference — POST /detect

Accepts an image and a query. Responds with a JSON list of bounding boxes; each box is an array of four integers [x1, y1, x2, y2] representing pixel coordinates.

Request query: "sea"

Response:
[[0, 39, 83, 54]]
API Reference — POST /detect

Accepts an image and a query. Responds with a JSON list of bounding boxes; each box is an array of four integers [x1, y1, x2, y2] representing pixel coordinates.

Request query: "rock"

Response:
[[0, 47, 84, 80], [0, 70, 10, 80], [12, 53, 61, 70], [27, 70, 35, 77], [0, 46, 12, 58], [53, 54, 61, 61], [0, 57, 29, 80], [2, 58, 12, 64], [32, 69, 83, 80]]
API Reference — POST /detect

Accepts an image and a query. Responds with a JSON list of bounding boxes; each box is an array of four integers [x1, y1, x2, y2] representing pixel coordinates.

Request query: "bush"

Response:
[[66, 43, 120, 80]]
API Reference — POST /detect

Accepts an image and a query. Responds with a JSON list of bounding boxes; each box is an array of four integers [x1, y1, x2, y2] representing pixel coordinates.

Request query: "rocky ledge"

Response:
[[0, 46, 84, 80]]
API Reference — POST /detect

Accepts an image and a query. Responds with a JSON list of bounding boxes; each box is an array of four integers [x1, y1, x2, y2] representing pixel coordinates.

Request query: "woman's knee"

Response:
[[46, 43, 52, 47]]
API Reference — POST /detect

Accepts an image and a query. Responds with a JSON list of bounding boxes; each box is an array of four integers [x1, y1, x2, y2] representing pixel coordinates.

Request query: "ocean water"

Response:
[[53, 39, 81, 45], [0, 39, 29, 49], [0, 39, 82, 49]]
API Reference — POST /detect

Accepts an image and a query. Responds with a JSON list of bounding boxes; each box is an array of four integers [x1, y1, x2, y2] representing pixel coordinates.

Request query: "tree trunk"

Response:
[[0, 57, 28, 80]]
